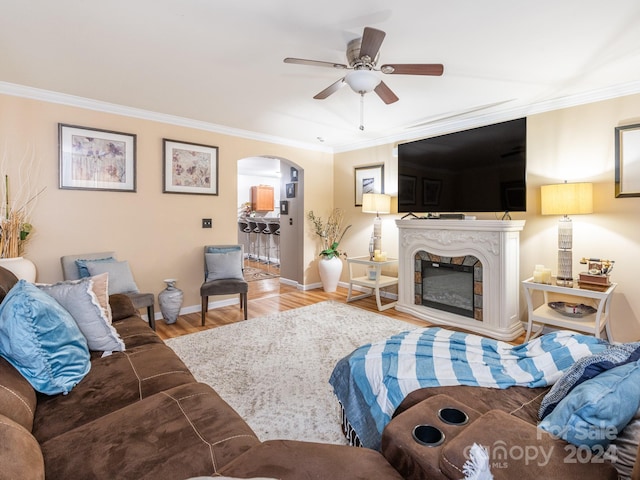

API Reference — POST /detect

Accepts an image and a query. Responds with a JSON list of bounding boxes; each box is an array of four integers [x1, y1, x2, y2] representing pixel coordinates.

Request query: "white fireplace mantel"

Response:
[[395, 219, 526, 341]]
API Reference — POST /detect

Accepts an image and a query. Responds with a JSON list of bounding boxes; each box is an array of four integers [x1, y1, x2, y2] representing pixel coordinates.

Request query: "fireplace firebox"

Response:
[[415, 252, 482, 320]]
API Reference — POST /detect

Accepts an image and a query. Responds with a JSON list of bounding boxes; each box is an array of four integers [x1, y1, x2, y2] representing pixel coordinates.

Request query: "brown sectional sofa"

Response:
[[0, 266, 402, 480]]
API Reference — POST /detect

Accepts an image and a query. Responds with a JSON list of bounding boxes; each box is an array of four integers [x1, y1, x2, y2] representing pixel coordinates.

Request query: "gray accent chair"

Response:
[[60, 251, 156, 330], [200, 245, 248, 326]]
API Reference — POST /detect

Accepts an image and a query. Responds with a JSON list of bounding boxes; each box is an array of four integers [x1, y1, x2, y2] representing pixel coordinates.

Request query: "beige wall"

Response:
[[335, 93, 640, 342], [3, 90, 640, 342], [0, 93, 332, 311]]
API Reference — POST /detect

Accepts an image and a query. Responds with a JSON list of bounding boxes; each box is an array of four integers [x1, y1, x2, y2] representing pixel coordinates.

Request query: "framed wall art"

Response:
[[163, 139, 219, 195], [615, 123, 640, 197], [286, 183, 296, 198], [354, 164, 384, 206], [59, 124, 136, 192], [290, 167, 299, 182], [280, 200, 289, 215]]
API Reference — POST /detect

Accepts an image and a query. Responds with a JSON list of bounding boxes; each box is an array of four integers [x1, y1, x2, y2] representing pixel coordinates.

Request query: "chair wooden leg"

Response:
[[243, 293, 248, 320], [147, 305, 156, 331], [201, 296, 208, 326]]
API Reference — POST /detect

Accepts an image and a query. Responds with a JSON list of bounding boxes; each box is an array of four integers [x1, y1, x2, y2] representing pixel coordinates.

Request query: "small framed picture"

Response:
[[163, 139, 219, 195], [280, 200, 289, 215], [59, 124, 136, 192], [354, 164, 384, 206], [290, 167, 299, 182], [286, 183, 296, 198]]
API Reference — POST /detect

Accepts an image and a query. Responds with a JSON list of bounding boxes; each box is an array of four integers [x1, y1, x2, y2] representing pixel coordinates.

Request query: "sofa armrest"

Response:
[[440, 409, 618, 480], [108, 293, 138, 322]]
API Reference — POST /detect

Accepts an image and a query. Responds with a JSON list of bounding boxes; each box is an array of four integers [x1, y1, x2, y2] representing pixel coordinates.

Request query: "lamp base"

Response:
[[556, 249, 573, 287]]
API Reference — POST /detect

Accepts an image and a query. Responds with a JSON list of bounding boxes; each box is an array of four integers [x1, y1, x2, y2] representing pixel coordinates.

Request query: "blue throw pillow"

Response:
[[0, 280, 91, 395], [539, 342, 640, 419], [538, 359, 640, 448], [75, 256, 115, 278]]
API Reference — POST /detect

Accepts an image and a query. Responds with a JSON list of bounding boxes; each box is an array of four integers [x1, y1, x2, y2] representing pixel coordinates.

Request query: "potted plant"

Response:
[[307, 208, 351, 292], [0, 174, 43, 281]]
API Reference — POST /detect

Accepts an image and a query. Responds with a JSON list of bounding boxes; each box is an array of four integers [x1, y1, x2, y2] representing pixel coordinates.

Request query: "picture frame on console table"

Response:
[[354, 164, 384, 206], [59, 124, 137, 192], [162, 139, 219, 195]]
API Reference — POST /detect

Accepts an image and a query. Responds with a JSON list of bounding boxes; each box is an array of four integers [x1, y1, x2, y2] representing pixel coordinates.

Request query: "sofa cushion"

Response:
[[85, 260, 140, 294], [218, 440, 404, 480], [0, 357, 37, 431], [41, 382, 259, 480], [539, 342, 640, 420], [32, 342, 196, 442], [0, 414, 44, 480], [539, 360, 640, 449], [112, 314, 164, 349], [0, 280, 90, 395], [440, 410, 618, 479], [37, 274, 124, 354]]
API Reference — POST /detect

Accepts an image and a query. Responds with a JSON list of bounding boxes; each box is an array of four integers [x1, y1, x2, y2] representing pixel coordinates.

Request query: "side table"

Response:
[[346, 256, 398, 311], [521, 278, 616, 341]]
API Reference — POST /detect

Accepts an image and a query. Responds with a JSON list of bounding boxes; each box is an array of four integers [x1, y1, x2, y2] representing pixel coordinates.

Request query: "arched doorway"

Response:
[[237, 156, 304, 285]]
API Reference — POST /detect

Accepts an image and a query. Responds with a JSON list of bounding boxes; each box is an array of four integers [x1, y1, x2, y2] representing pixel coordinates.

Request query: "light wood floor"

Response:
[[155, 263, 426, 341]]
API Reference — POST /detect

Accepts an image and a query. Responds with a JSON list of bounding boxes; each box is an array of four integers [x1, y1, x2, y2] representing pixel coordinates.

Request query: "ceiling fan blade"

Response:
[[374, 81, 399, 104], [380, 64, 444, 76], [359, 27, 386, 60], [284, 57, 348, 69], [313, 78, 346, 100]]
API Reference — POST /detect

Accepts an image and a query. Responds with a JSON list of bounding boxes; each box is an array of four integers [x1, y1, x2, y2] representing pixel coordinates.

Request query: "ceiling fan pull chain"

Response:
[[359, 93, 365, 131]]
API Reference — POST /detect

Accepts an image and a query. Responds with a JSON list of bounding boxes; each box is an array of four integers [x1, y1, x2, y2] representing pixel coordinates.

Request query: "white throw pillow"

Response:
[[85, 260, 140, 294], [38, 275, 125, 354]]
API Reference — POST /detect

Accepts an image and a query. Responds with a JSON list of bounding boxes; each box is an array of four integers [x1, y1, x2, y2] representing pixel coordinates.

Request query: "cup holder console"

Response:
[[437, 407, 469, 426], [412, 425, 445, 447], [412, 407, 468, 447]]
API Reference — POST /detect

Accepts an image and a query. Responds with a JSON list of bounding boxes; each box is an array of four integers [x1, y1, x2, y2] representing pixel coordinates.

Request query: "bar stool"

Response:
[[247, 219, 261, 264], [237, 219, 251, 263], [256, 219, 271, 267], [269, 222, 280, 268]]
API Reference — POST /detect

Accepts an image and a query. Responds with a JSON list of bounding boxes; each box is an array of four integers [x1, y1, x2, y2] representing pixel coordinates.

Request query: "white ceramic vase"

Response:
[[318, 256, 343, 293], [0, 257, 36, 282]]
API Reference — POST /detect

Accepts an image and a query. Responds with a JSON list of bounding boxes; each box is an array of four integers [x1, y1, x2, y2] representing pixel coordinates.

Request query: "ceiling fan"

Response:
[[284, 27, 444, 106]]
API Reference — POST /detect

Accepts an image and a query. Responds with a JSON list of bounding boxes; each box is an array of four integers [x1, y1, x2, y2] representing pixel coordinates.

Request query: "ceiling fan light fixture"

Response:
[[345, 70, 381, 94]]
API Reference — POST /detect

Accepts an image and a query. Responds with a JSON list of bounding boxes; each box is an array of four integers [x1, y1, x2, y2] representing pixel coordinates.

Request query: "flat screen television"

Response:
[[397, 117, 527, 214]]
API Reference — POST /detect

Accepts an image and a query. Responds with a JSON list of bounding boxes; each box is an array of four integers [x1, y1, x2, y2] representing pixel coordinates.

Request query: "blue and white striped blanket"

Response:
[[329, 327, 608, 449]]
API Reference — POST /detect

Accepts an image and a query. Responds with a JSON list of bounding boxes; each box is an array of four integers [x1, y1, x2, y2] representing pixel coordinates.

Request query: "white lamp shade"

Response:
[[362, 193, 391, 214], [541, 182, 593, 215], [345, 70, 381, 94]]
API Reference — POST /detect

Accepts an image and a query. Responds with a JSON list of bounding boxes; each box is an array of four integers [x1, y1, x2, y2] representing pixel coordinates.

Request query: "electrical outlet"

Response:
[[202, 218, 212, 228]]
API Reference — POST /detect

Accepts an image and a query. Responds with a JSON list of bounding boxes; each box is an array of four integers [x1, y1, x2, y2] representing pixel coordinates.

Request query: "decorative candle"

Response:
[[541, 268, 552, 285]]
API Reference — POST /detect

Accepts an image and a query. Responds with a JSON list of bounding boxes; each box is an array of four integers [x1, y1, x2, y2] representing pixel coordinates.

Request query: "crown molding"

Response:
[[332, 80, 640, 153], [2, 79, 639, 155], [0, 81, 332, 154]]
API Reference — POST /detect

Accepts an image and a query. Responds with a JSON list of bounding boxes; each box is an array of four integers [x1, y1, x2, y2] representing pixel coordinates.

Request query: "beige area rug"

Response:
[[243, 266, 279, 282], [164, 301, 415, 444]]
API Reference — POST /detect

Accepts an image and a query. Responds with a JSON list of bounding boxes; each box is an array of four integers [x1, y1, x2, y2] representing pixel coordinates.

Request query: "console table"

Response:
[[346, 256, 398, 311], [521, 278, 616, 341]]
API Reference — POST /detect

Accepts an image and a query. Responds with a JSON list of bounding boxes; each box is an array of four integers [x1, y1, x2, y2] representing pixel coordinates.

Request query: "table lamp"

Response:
[[541, 182, 593, 286], [362, 193, 391, 260]]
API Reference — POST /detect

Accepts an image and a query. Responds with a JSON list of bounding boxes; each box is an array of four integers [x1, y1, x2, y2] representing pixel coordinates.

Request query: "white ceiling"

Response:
[[2, 1, 640, 152]]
